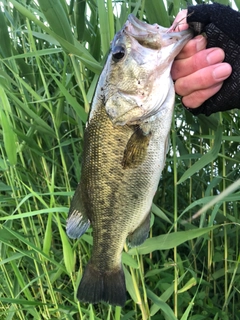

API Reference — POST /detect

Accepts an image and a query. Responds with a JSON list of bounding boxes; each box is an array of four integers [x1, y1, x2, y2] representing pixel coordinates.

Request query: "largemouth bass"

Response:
[[67, 15, 192, 307]]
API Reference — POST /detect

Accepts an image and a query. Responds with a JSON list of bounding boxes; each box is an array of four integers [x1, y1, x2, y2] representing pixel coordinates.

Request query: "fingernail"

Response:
[[207, 49, 224, 64], [213, 64, 232, 80], [195, 35, 206, 51]]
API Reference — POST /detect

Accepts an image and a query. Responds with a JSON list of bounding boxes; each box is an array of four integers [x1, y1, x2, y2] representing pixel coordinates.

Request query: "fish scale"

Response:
[[66, 14, 192, 306], [82, 105, 153, 263]]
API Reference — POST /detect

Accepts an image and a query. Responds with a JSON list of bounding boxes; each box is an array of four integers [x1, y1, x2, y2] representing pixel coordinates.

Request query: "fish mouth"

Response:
[[107, 15, 193, 126], [124, 14, 193, 50], [127, 14, 168, 35]]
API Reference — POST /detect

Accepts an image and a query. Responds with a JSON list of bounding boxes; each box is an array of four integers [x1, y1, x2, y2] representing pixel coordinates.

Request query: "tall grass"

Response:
[[0, 0, 239, 319]]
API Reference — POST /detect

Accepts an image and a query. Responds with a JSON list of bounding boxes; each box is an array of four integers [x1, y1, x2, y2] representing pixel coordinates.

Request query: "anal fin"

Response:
[[66, 184, 90, 239]]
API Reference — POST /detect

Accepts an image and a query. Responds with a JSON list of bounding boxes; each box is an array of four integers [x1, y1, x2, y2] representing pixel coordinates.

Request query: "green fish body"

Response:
[[67, 15, 192, 306]]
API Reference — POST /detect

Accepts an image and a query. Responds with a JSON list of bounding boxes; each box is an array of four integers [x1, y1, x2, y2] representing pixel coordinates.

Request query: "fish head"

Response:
[[98, 15, 193, 125]]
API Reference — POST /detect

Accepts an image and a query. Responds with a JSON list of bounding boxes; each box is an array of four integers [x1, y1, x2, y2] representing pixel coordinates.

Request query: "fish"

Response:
[[66, 14, 192, 307]]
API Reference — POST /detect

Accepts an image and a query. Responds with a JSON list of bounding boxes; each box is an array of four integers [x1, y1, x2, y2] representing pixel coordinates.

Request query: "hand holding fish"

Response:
[[171, 4, 240, 116], [172, 33, 231, 110]]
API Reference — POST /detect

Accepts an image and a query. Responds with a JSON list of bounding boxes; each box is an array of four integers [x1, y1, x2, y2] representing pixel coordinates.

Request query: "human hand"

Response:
[[171, 10, 232, 112]]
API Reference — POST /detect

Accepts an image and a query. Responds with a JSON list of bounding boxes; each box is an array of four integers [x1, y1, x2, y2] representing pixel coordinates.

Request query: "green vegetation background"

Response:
[[0, 0, 239, 319]]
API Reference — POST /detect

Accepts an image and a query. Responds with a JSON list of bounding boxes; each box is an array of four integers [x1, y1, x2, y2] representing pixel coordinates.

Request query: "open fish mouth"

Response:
[[122, 14, 193, 50], [111, 14, 193, 59], [126, 14, 168, 35], [107, 15, 193, 125]]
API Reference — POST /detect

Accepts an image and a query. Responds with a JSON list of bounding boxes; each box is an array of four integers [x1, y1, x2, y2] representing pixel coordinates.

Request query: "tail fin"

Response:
[[77, 261, 126, 307]]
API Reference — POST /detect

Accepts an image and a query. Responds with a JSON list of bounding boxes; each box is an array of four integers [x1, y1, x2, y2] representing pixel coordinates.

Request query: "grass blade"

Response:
[[129, 225, 220, 255], [178, 124, 223, 184]]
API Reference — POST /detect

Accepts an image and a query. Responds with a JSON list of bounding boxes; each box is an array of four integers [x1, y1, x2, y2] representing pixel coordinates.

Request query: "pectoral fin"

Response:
[[66, 184, 90, 239], [121, 126, 151, 169], [128, 211, 151, 247]]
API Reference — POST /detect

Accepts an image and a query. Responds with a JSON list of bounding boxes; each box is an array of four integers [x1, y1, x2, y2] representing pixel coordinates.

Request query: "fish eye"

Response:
[[112, 45, 125, 62]]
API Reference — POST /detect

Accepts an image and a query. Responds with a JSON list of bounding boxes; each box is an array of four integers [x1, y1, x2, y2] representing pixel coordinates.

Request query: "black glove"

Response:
[[185, 3, 240, 116]]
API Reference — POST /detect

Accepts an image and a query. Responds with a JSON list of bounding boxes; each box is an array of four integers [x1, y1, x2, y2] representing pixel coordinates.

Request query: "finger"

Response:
[[182, 83, 223, 108], [175, 35, 207, 59], [172, 48, 225, 80], [169, 10, 188, 32], [174, 63, 232, 96]]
